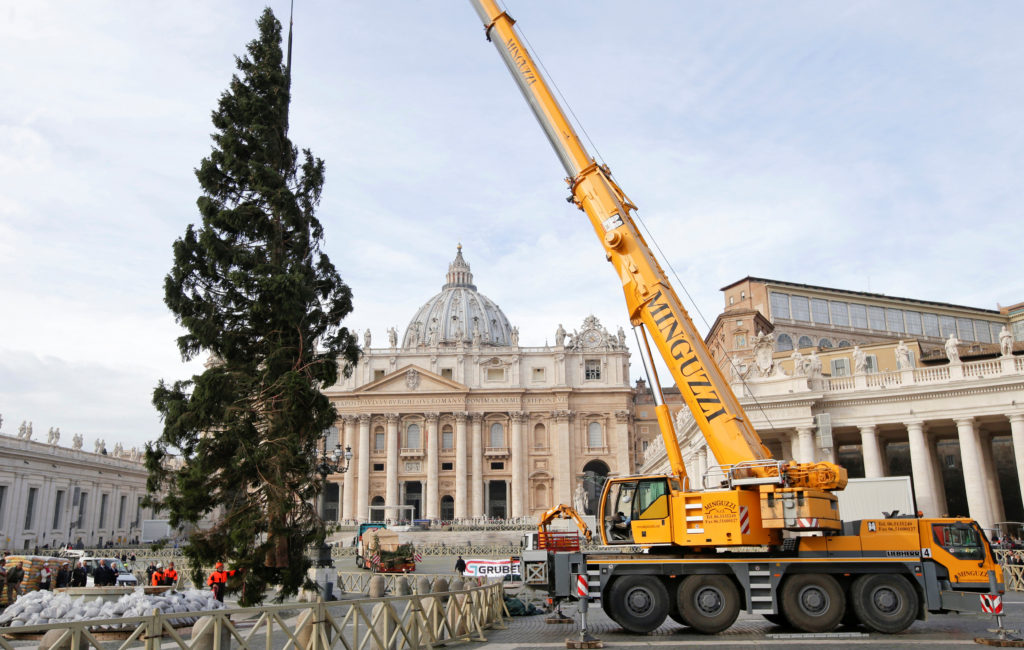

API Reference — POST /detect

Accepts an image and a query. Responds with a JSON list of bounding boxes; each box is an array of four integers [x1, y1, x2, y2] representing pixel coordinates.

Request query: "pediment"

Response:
[[354, 364, 467, 394]]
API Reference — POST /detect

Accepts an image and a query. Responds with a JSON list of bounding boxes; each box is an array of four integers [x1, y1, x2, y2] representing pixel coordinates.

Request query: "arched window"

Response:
[[533, 423, 548, 448], [406, 423, 420, 449], [798, 335, 814, 349], [441, 424, 454, 449], [818, 338, 833, 350], [490, 422, 505, 447], [776, 334, 794, 352], [440, 495, 455, 521], [588, 422, 603, 448], [373, 426, 385, 450], [837, 340, 852, 349]]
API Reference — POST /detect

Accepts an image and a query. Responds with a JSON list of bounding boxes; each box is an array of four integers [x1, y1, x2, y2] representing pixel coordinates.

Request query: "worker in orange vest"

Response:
[[207, 562, 231, 602], [163, 562, 179, 586], [150, 563, 165, 587]]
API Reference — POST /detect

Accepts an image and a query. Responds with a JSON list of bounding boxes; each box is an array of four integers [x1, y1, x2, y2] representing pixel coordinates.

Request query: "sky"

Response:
[[1, 1, 1022, 451]]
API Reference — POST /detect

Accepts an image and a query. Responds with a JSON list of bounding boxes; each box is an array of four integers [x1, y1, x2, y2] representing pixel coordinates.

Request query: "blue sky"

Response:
[[1, 1, 1021, 449]]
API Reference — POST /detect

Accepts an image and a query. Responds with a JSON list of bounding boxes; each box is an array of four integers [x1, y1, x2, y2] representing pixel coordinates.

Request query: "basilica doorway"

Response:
[[487, 481, 507, 519], [580, 460, 610, 516], [403, 481, 422, 520]]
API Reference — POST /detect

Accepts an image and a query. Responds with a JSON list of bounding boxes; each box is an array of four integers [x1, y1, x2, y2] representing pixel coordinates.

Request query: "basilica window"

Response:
[[490, 422, 505, 447], [886, 308, 905, 333], [532, 367, 546, 381], [25, 487, 38, 530], [868, 306, 886, 331], [849, 304, 869, 329], [441, 368, 453, 379], [830, 301, 850, 327], [770, 292, 790, 319], [442, 425, 454, 449], [974, 320, 992, 343], [797, 335, 813, 349], [957, 318, 975, 341], [373, 369, 385, 380], [374, 427, 385, 451], [818, 338, 833, 349], [904, 310, 923, 335], [775, 334, 793, 352], [923, 313, 941, 337], [406, 423, 421, 449], [486, 367, 505, 381], [811, 299, 830, 324], [831, 358, 850, 377], [587, 422, 603, 448], [790, 296, 810, 322], [585, 359, 601, 380], [940, 316, 957, 338]]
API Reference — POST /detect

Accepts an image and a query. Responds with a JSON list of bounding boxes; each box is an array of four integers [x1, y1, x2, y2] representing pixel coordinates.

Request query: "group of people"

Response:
[[145, 561, 179, 586]]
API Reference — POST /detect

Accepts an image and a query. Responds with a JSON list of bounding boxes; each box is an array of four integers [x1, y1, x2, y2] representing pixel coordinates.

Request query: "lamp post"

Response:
[[314, 434, 352, 568]]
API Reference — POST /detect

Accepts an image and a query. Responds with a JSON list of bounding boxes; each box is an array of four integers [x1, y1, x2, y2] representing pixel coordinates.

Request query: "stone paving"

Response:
[[480, 598, 1024, 649]]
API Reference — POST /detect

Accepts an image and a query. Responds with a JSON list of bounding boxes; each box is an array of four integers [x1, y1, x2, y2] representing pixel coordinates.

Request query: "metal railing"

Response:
[[0, 578, 509, 649]]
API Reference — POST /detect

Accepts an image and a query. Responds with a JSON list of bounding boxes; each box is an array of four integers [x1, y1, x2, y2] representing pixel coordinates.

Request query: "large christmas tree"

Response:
[[146, 7, 359, 604]]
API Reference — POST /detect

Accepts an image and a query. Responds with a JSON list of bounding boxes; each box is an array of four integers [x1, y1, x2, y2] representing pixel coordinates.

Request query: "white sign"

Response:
[[462, 558, 521, 578]]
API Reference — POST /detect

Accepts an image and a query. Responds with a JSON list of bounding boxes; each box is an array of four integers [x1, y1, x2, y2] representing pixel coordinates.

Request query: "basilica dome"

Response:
[[402, 245, 515, 349]]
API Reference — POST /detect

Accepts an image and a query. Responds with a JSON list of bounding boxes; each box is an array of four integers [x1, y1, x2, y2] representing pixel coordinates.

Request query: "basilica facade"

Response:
[[322, 247, 634, 523]]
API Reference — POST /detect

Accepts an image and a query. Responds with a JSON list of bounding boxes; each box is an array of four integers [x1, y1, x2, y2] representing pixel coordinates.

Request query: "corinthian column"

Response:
[[956, 417, 992, 531], [859, 425, 884, 478], [554, 410, 573, 505], [1010, 414, 1024, 515], [341, 416, 356, 522], [797, 426, 815, 464], [510, 411, 527, 518], [455, 412, 468, 520], [385, 413, 399, 511], [356, 414, 371, 522], [906, 420, 939, 517], [425, 413, 439, 520], [471, 414, 484, 517]]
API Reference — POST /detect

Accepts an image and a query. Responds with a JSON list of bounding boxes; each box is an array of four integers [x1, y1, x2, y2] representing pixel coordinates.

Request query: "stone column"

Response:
[[341, 416, 357, 522], [455, 412, 468, 520], [979, 430, 1005, 525], [906, 421, 940, 517], [471, 414, 485, 518], [510, 411, 526, 519], [928, 436, 949, 516], [1011, 414, 1024, 514], [614, 410, 631, 475], [956, 417, 992, 531], [356, 414, 371, 522], [425, 413, 439, 520], [859, 425, 884, 478], [696, 447, 708, 489], [797, 426, 815, 464], [385, 413, 400, 512], [554, 410, 573, 505], [788, 432, 800, 463]]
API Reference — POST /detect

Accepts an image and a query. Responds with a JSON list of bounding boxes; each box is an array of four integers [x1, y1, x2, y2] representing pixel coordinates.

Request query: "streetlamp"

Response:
[[314, 434, 352, 568]]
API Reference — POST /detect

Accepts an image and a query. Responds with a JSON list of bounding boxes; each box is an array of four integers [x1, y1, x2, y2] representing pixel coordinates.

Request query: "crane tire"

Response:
[[677, 574, 740, 634], [607, 575, 670, 634], [780, 574, 845, 633], [850, 574, 918, 634], [668, 610, 689, 626]]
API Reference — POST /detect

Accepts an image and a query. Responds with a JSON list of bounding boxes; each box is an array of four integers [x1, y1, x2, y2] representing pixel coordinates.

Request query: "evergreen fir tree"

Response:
[[146, 7, 359, 605]]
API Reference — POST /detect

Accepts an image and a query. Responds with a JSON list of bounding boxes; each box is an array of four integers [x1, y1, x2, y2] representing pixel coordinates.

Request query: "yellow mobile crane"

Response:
[[468, 0, 1003, 635]]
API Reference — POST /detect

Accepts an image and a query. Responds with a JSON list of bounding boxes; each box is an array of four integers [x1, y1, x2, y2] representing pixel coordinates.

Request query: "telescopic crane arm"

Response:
[[468, 0, 844, 491]]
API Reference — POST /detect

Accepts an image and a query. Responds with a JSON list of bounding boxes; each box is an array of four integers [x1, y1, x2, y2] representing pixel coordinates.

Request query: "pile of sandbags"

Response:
[[0, 588, 224, 630], [0, 555, 63, 606]]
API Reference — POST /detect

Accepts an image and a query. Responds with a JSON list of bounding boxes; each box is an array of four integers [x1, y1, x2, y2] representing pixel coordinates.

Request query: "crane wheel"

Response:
[[850, 574, 918, 633], [676, 574, 740, 634], [607, 575, 670, 634], [780, 574, 845, 633], [761, 613, 786, 626]]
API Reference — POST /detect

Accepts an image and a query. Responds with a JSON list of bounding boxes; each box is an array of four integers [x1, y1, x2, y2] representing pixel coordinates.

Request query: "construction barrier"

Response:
[[0, 578, 509, 649]]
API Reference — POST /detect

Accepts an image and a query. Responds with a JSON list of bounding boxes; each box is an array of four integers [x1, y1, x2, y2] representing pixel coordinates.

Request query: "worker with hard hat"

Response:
[[207, 561, 232, 602]]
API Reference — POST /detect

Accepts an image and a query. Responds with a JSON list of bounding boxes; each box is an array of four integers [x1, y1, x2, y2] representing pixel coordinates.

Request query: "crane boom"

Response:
[[468, 0, 842, 489]]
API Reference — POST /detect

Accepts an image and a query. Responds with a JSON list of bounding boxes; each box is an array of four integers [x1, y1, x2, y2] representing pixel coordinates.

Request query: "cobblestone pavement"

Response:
[[480, 597, 1024, 649]]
